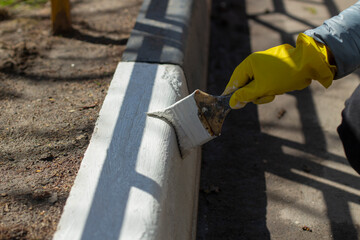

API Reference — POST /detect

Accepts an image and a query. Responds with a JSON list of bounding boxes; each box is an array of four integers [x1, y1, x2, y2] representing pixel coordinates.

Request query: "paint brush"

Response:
[[147, 89, 233, 157]]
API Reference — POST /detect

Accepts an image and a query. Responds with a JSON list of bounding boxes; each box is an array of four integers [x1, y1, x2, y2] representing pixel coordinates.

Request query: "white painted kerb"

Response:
[[53, 62, 201, 240]]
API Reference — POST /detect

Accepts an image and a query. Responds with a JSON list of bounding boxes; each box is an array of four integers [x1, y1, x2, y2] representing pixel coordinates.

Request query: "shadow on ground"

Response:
[[196, 0, 360, 239]]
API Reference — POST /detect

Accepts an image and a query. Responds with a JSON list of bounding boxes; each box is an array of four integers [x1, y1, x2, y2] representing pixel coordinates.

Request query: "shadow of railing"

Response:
[[197, 0, 360, 239]]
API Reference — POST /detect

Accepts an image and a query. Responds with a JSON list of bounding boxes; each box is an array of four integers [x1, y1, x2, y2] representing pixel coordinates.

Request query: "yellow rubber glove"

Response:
[[223, 33, 337, 109]]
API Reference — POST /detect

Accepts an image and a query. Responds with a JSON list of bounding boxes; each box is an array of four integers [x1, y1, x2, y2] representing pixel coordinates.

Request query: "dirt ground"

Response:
[[0, 0, 142, 239]]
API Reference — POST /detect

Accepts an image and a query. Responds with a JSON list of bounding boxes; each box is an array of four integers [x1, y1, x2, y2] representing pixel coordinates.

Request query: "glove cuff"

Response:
[[297, 33, 337, 88]]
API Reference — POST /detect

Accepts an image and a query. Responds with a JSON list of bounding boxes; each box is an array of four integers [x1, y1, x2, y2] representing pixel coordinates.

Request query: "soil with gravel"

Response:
[[0, 1, 142, 239]]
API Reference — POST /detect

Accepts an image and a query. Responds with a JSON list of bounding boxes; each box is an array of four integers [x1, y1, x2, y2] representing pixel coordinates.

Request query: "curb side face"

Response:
[[53, 63, 201, 240]]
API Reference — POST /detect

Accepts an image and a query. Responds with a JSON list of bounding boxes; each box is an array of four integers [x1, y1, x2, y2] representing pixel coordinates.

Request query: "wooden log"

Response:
[[51, 0, 71, 34]]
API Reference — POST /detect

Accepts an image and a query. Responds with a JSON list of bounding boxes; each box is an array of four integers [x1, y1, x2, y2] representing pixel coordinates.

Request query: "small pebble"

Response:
[[302, 226, 312, 232], [48, 192, 58, 204]]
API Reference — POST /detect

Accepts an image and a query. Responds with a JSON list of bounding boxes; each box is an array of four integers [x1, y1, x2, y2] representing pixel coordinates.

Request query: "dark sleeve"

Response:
[[337, 84, 360, 175]]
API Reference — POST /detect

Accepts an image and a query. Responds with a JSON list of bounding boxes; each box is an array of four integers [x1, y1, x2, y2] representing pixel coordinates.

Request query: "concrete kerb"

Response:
[[53, 0, 210, 239]]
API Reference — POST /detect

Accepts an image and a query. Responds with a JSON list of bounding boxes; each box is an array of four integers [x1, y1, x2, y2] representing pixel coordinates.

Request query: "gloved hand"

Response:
[[222, 33, 337, 109]]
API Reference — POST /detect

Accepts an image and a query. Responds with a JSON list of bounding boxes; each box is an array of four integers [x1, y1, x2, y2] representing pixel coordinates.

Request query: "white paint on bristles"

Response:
[[148, 91, 214, 157], [53, 62, 202, 240]]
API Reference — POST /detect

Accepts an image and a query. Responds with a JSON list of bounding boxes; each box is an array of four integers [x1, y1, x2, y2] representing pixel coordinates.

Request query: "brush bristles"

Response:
[[147, 92, 214, 157]]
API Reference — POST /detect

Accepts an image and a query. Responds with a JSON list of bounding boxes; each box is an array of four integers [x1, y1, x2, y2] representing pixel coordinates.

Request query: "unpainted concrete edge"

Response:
[[122, 0, 211, 91]]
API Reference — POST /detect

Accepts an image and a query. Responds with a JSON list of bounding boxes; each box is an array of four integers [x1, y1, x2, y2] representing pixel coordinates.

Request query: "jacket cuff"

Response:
[[304, 2, 360, 79]]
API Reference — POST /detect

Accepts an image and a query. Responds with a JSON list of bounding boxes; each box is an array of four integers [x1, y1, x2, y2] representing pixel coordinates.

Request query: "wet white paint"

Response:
[[162, 66, 184, 97], [53, 62, 202, 240]]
